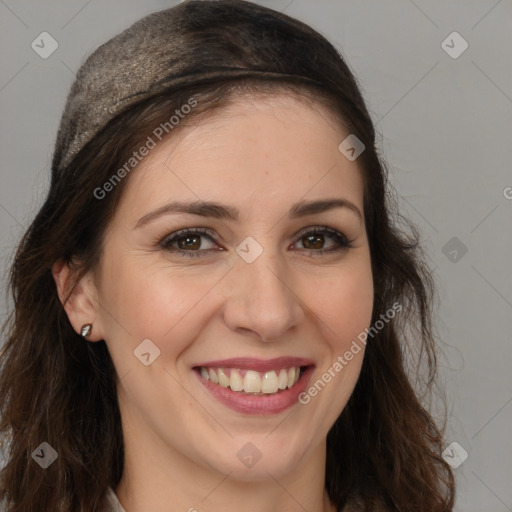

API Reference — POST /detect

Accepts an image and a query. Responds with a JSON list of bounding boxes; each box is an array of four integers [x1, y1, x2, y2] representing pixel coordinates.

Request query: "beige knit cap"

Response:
[[53, 0, 333, 173]]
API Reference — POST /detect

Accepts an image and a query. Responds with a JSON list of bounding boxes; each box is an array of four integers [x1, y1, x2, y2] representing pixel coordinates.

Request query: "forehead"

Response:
[[115, 94, 364, 224]]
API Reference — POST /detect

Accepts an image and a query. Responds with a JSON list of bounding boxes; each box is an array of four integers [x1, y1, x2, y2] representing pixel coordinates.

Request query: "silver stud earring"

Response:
[[80, 324, 92, 338]]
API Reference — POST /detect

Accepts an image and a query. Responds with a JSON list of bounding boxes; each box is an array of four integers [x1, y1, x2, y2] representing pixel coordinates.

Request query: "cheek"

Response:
[[101, 256, 222, 346], [307, 259, 374, 347]]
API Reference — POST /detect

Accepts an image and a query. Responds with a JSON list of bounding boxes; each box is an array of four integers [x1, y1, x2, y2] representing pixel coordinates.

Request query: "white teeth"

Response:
[[208, 368, 219, 384], [287, 367, 296, 388], [200, 366, 303, 394], [261, 370, 279, 394], [230, 369, 244, 391], [244, 370, 261, 393], [278, 369, 288, 389], [218, 368, 230, 388]]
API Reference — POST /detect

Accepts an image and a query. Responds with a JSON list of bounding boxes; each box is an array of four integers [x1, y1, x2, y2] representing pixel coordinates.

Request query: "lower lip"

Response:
[[195, 366, 315, 415]]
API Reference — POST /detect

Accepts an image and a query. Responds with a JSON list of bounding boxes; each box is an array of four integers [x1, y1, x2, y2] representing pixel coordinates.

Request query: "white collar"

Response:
[[105, 487, 128, 512]]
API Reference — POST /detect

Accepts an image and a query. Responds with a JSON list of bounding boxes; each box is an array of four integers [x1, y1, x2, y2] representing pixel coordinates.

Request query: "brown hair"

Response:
[[0, 1, 454, 511]]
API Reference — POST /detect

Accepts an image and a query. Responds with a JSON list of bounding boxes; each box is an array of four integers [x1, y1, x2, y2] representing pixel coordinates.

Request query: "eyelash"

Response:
[[158, 226, 353, 258]]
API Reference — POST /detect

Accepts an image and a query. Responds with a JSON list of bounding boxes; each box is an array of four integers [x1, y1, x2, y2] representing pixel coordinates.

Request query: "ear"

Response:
[[51, 259, 104, 342]]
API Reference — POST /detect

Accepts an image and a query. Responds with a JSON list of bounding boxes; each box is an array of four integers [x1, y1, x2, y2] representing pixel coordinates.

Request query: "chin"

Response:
[[202, 434, 311, 482]]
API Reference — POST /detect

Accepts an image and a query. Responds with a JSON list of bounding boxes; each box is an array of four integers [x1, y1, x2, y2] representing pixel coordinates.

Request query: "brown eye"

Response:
[[176, 234, 202, 250], [301, 233, 326, 250], [160, 228, 218, 258], [294, 227, 352, 255]]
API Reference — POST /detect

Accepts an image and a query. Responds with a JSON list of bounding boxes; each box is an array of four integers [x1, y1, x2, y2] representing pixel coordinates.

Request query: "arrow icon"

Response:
[[237, 442, 263, 467], [134, 339, 161, 366], [441, 32, 468, 59], [442, 236, 467, 263], [236, 237, 263, 263], [31, 32, 59, 59], [442, 441, 468, 468], [448, 249, 458, 260], [31, 442, 58, 468], [338, 134, 365, 161]]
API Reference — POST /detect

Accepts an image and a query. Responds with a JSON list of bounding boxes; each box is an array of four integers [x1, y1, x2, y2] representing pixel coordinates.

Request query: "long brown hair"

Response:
[[0, 1, 455, 510]]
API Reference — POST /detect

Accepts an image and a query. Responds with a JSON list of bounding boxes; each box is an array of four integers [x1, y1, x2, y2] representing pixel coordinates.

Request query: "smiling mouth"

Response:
[[194, 366, 309, 395]]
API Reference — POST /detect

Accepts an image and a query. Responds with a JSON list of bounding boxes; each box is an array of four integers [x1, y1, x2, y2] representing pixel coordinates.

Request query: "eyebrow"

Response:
[[134, 198, 363, 229]]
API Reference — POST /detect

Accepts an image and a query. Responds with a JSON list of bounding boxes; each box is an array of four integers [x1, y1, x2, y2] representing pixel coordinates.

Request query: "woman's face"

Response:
[[90, 94, 373, 481]]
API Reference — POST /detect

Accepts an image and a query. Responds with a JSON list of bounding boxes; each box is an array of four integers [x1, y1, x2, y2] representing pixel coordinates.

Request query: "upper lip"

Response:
[[193, 357, 315, 372]]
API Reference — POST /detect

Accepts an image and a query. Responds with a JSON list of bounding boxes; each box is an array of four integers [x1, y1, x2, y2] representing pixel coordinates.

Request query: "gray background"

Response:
[[1, 1, 511, 510]]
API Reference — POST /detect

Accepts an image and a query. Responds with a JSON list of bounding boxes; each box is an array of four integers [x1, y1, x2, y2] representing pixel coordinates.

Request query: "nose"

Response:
[[221, 246, 304, 342]]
